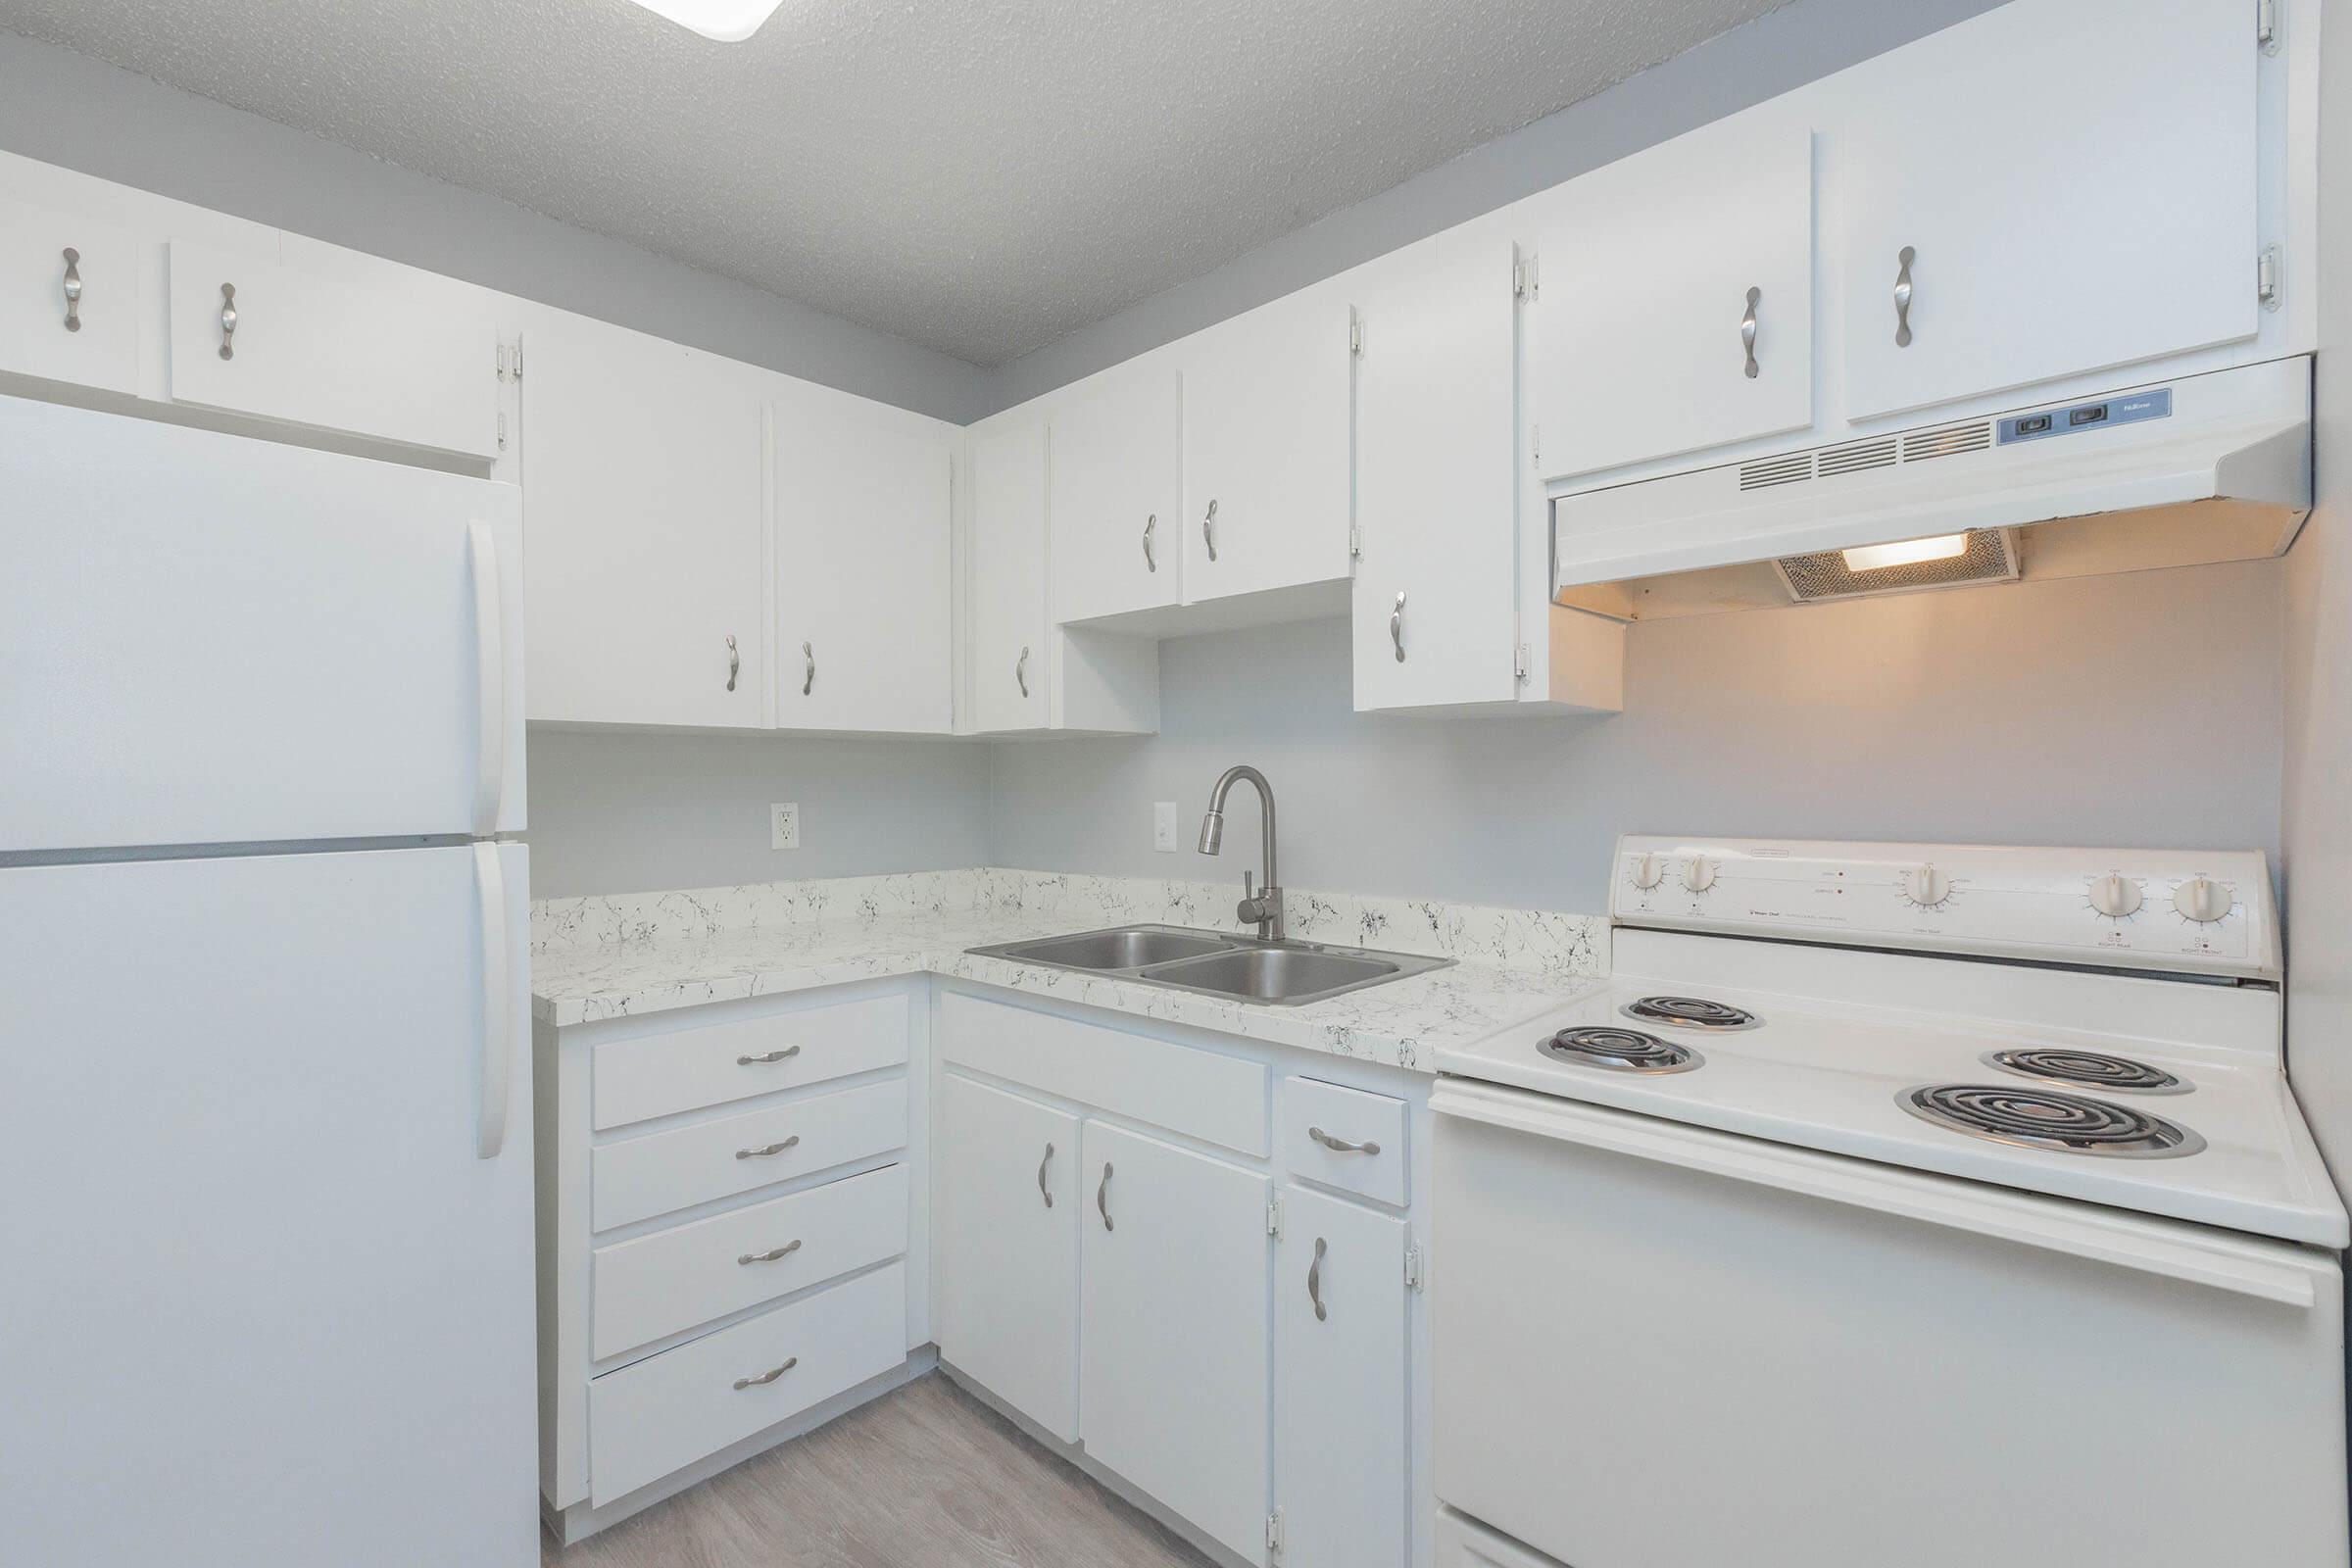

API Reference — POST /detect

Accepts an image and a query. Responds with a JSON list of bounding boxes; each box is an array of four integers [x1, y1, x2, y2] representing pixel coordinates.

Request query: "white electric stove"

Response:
[[1432, 838, 2350, 1568]]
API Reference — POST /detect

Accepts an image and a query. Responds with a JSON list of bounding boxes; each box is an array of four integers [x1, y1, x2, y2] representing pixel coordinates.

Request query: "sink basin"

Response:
[[992, 927, 1236, 970], [1140, 946, 1400, 1004], [967, 923, 1449, 1006]]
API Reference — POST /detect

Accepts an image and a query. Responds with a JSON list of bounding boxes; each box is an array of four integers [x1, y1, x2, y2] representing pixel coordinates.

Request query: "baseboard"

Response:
[[542, 1347, 938, 1547]]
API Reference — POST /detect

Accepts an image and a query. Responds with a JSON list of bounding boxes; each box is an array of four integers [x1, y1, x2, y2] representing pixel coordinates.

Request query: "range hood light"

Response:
[[623, 0, 786, 41], [1840, 534, 1970, 573]]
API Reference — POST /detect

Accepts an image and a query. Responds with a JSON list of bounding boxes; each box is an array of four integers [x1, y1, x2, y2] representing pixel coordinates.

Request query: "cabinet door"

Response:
[[522, 311, 765, 728], [936, 1075, 1082, 1440], [1530, 121, 1814, 481], [1836, 0, 2258, 420], [165, 238, 499, 460], [774, 389, 956, 734], [1352, 230, 1520, 712], [0, 200, 137, 395], [1181, 293, 1353, 604], [967, 414, 1049, 733], [1275, 1189, 1409, 1568], [1081, 1121, 1271, 1565], [1049, 359, 1183, 621]]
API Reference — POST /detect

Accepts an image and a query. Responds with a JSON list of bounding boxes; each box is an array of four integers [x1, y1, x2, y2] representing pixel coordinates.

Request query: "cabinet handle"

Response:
[[1308, 1125, 1381, 1155], [737, 1046, 800, 1065], [1390, 592, 1406, 663], [1307, 1236, 1328, 1322], [724, 633, 739, 692], [61, 247, 81, 332], [732, 1356, 798, 1390], [802, 640, 814, 697], [1740, 285, 1760, 379], [1893, 246, 1916, 348], [735, 1136, 801, 1160], [1142, 514, 1157, 572], [1097, 1160, 1114, 1231], [737, 1240, 803, 1266], [1202, 499, 1218, 563], [1038, 1142, 1054, 1208], [1016, 645, 1030, 699], [218, 282, 237, 361]]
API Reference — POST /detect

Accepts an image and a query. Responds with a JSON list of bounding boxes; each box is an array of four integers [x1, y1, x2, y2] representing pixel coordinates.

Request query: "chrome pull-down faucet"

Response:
[[1199, 764, 1283, 942]]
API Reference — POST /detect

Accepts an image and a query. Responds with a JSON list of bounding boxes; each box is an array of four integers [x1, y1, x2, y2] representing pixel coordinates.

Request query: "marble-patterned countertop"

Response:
[[532, 870, 1610, 1074]]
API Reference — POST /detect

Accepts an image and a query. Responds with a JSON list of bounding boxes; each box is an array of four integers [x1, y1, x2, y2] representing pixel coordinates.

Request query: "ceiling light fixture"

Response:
[[1840, 533, 1970, 573], [623, 0, 786, 41]]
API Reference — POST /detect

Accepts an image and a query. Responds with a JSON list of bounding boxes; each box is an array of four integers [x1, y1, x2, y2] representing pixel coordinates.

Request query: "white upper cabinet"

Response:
[[967, 412, 1050, 734], [0, 199, 138, 396], [1352, 229, 1522, 712], [165, 238, 501, 461], [523, 310, 766, 730], [1180, 290, 1354, 606], [1530, 120, 1816, 482], [1048, 358, 1184, 623], [773, 385, 956, 735], [1833, 0, 2259, 421]]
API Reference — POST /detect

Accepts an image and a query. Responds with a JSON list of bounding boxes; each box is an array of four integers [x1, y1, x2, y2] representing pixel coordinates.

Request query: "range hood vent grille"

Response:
[[1773, 527, 2022, 603], [1815, 436, 1899, 477], [1738, 452, 1813, 491], [1902, 420, 1994, 462]]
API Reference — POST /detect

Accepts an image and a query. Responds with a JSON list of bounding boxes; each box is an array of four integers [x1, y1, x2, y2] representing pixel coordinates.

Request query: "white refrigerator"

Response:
[[0, 394, 539, 1566]]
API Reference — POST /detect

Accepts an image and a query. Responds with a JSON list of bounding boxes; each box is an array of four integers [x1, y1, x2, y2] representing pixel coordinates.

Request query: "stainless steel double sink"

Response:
[[966, 923, 1451, 1006]]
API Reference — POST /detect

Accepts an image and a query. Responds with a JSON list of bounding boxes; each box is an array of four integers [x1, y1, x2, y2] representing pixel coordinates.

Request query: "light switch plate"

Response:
[[770, 802, 800, 851], [1152, 801, 1178, 854]]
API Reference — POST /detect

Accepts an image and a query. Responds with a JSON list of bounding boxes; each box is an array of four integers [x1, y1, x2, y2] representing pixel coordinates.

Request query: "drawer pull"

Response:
[[1308, 1125, 1381, 1155], [735, 1136, 801, 1160], [737, 1239, 803, 1266], [732, 1356, 798, 1390], [1038, 1141, 1054, 1208], [737, 1046, 802, 1065], [1307, 1236, 1328, 1322]]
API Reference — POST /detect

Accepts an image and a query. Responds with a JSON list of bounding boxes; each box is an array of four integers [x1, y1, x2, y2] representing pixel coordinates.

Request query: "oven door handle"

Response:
[[1433, 1080, 2322, 1309]]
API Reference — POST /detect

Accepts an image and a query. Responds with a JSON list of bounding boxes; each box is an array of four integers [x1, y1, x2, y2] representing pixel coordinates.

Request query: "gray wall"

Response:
[[525, 729, 993, 901], [991, 563, 2288, 913], [0, 31, 987, 422], [984, 0, 2004, 412]]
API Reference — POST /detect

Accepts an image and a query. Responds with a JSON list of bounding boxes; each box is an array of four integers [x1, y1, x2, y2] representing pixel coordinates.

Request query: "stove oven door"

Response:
[[1432, 1078, 2348, 1568]]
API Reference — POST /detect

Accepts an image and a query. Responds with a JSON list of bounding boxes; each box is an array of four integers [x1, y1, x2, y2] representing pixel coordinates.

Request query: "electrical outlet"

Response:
[[1152, 801, 1179, 854], [770, 803, 800, 851]]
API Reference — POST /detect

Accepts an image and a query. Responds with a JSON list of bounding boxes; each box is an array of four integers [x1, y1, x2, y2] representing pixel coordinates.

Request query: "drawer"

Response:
[[940, 992, 1269, 1157], [588, 1260, 906, 1506], [593, 1078, 908, 1231], [593, 1163, 908, 1360], [593, 992, 909, 1130], [1281, 1076, 1407, 1207]]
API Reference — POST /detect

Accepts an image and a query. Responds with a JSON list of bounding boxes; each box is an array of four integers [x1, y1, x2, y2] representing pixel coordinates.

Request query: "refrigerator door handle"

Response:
[[473, 843, 511, 1160], [466, 520, 507, 839]]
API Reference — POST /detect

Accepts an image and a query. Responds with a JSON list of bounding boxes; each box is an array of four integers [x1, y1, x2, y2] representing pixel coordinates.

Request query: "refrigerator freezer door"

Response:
[[0, 394, 524, 852], [0, 844, 536, 1568]]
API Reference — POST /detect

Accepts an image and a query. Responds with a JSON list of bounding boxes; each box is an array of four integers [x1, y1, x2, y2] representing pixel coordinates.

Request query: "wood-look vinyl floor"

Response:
[[543, 1372, 1214, 1568]]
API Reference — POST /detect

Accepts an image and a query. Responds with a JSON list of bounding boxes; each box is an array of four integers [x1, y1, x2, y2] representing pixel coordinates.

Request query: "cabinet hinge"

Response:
[[512, 340, 523, 379], [2257, 0, 2280, 53], [1266, 1196, 1284, 1239], [1404, 1242, 1427, 1291], [1530, 422, 1542, 470], [1348, 521, 1363, 560], [2259, 245, 2282, 311], [495, 343, 507, 382], [1266, 1508, 1285, 1559], [1512, 254, 1539, 301], [496, 411, 508, 453], [1514, 644, 1530, 683], [1348, 316, 1363, 356]]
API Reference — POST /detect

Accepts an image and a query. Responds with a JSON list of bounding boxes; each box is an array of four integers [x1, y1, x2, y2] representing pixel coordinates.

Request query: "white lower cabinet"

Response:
[[1081, 1120, 1273, 1565], [936, 1073, 1082, 1440], [1275, 1186, 1410, 1568]]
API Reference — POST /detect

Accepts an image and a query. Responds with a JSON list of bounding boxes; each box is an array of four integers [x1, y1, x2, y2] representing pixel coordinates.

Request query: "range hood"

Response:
[[1552, 357, 2311, 621]]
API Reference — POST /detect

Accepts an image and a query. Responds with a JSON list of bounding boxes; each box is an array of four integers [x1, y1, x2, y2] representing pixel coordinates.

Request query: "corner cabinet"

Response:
[[772, 385, 956, 735], [1049, 358, 1185, 623], [965, 413, 1051, 734], [522, 310, 768, 729]]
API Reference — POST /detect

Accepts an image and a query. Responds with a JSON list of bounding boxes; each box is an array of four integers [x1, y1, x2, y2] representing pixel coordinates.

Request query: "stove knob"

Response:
[[1903, 866, 1951, 907], [1682, 857, 1718, 894], [2172, 876, 2233, 924], [2088, 872, 2143, 919], [1629, 853, 1665, 890]]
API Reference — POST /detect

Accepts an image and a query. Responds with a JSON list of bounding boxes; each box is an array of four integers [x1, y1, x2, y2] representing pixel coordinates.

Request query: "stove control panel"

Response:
[[1611, 837, 2279, 980]]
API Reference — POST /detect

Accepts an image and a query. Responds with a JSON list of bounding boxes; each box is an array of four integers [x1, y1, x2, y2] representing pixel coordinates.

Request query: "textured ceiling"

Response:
[[0, 0, 1789, 365]]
